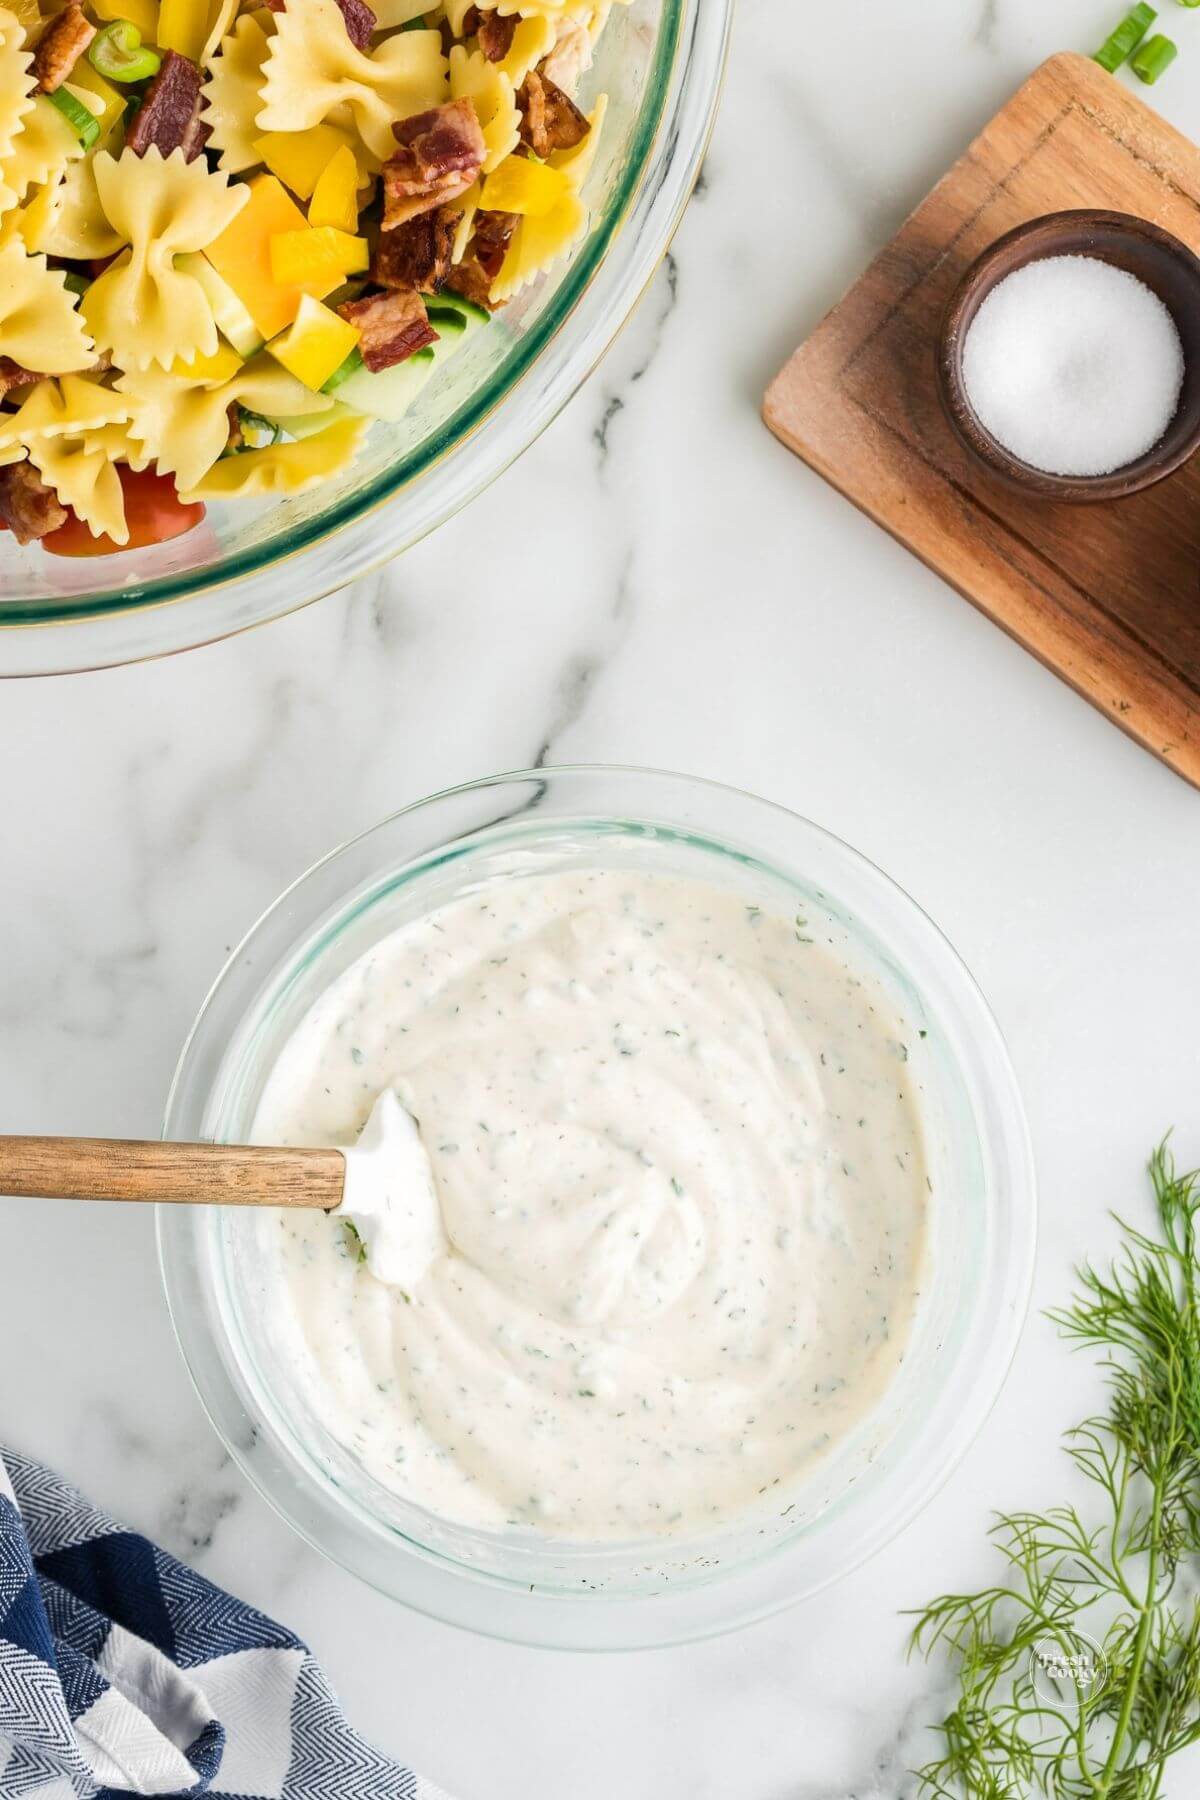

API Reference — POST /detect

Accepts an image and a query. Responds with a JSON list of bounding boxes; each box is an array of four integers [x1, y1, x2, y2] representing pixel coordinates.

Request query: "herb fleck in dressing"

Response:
[[253, 867, 929, 1540]]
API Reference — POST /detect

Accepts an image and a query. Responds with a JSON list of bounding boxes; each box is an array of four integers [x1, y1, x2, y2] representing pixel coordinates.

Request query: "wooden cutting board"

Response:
[[764, 52, 1200, 789]]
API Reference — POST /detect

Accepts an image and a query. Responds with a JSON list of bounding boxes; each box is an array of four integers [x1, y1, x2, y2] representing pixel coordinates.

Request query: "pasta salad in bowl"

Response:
[[0, 0, 728, 670]]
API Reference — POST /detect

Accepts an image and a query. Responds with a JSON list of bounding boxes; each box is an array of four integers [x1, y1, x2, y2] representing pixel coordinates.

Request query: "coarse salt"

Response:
[[960, 253, 1185, 477]]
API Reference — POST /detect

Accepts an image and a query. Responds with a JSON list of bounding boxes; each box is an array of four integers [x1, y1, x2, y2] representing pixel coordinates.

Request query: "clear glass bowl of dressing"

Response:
[[0, 0, 731, 674], [159, 767, 1037, 1650]]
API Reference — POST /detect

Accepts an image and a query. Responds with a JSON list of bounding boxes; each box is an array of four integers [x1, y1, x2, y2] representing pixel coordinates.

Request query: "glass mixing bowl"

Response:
[[160, 767, 1037, 1650], [0, 1, 731, 675]]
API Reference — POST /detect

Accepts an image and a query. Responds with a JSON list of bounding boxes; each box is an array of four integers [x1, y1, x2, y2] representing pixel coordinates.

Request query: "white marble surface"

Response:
[[4, 1, 1200, 1794]]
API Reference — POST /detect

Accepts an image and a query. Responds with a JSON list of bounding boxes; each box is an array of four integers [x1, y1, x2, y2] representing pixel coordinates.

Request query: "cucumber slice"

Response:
[[321, 346, 366, 394], [175, 253, 264, 358], [439, 288, 490, 326], [47, 86, 100, 147], [423, 307, 467, 339], [328, 290, 490, 423], [334, 349, 438, 421]]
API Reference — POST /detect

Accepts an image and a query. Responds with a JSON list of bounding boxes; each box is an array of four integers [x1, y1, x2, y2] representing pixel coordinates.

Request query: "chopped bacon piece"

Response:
[[32, 4, 95, 92], [373, 207, 459, 295], [447, 255, 502, 312], [383, 98, 486, 228], [518, 68, 589, 158], [126, 50, 205, 161], [335, 0, 376, 48], [471, 208, 516, 281], [264, 0, 376, 46], [0, 358, 36, 399], [338, 289, 439, 372], [0, 463, 68, 544], [476, 9, 517, 60]]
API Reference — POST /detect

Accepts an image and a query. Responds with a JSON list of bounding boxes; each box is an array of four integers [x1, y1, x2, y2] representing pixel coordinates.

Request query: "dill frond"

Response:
[[908, 1144, 1200, 1798]]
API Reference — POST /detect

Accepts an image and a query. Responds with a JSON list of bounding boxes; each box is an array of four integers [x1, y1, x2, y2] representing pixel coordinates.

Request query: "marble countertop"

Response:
[[4, 1, 1200, 1794]]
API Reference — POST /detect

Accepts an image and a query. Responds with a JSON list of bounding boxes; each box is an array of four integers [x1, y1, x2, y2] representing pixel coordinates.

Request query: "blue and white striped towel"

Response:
[[0, 1448, 453, 1800]]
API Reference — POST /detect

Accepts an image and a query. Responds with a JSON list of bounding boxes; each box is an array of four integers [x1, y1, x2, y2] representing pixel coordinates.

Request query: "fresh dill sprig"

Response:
[[908, 1142, 1200, 1798]]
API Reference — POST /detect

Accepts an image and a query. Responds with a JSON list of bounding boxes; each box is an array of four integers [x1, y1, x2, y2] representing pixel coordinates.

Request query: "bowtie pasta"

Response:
[[0, 0, 615, 553]]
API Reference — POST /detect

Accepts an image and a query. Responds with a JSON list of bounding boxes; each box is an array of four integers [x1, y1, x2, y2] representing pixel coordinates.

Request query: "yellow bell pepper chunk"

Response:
[[478, 156, 570, 218], [268, 294, 360, 392], [269, 226, 369, 288], [253, 126, 361, 203], [63, 66, 125, 147], [204, 175, 339, 340], [92, 0, 160, 42], [307, 144, 360, 234], [157, 0, 209, 60], [170, 342, 245, 384]]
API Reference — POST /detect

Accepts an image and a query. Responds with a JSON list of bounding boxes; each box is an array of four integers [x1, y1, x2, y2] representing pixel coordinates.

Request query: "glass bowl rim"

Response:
[[158, 764, 1039, 1649]]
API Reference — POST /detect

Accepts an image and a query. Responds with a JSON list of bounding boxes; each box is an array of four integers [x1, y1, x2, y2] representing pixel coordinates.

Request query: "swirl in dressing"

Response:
[[253, 867, 929, 1540]]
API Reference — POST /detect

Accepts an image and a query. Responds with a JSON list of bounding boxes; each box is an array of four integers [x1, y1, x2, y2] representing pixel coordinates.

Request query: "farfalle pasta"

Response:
[[0, 371, 130, 442], [20, 151, 125, 258], [202, 12, 272, 174], [0, 0, 612, 552], [256, 0, 445, 160], [27, 420, 131, 539], [0, 238, 92, 371], [448, 46, 519, 175], [550, 88, 606, 185], [199, 0, 240, 69], [491, 17, 555, 87], [82, 147, 249, 369], [0, 8, 33, 210], [0, 92, 84, 208], [490, 178, 586, 303], [118, 352, 331, 490], [180, 412, 366, 498]]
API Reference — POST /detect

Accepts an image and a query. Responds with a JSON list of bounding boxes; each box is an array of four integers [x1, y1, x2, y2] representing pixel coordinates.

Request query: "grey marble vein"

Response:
[[592, 252, 679, 472], [974, 0, 1000, 51], [533, 547, 637, 766]]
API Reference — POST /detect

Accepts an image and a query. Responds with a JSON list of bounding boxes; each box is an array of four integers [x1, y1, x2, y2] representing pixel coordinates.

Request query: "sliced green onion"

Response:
[[1094, 3, 1156, 70], [1131, 31, 1178, 79], [237, 408, 281, 449], [88, 20, 162, 83], [321, 347, 364, 393], [47, 86, 100, 148], [61, 270, 89, 297]]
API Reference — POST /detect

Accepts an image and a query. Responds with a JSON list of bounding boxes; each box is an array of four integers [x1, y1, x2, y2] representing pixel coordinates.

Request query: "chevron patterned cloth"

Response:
[[0, 1449, 455, 1800]]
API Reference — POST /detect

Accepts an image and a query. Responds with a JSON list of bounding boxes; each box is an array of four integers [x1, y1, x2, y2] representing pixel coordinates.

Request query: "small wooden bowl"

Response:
[[936, 209, 1200, 503]]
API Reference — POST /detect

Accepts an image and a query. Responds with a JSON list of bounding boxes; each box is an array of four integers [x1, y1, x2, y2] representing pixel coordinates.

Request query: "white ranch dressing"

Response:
[[253, 866, 929, 1541]]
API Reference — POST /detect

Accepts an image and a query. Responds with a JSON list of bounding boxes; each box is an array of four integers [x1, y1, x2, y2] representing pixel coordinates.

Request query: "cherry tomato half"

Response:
[[43, 467, 206, 558]]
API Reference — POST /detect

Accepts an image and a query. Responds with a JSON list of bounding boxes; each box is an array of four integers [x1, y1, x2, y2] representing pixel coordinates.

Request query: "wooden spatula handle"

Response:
[[0, 1137, 346, 1209]]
